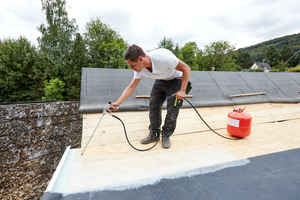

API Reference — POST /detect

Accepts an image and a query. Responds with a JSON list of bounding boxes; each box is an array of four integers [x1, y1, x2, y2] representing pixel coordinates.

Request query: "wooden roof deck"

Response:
[[59, 103, 300, 194]]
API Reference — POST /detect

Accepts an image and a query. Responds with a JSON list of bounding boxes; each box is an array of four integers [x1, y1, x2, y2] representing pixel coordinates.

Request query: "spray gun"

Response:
[[105, 101, 119, 113], [103, 102, 113, 114]]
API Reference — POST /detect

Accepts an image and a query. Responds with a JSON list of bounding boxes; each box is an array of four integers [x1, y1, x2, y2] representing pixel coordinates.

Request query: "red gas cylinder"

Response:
[[227, 106, 252, 138]]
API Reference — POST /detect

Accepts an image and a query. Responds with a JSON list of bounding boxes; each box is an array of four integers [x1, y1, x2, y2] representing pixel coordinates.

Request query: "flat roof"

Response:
[[41, 102, 300, 200]]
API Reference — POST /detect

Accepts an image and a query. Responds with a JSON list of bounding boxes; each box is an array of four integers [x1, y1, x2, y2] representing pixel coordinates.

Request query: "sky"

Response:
[[1, 0, 300, 51]]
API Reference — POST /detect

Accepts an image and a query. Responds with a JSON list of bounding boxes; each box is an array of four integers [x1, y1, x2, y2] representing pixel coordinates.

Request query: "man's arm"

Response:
[[110, 77, 141, 111], [174, 60, 191, 99]]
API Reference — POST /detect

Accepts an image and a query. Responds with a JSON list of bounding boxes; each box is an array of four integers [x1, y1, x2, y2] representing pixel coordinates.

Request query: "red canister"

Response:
[[227, 107, 252, 138]]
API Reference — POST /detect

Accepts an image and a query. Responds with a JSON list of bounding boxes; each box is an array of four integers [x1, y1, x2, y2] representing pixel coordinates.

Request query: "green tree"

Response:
[[84, 17, 127, 68], [173, 43, 181, 57], [0, 37, 45, 102], [236, 50, 253, 69], [99, 40, 128, 68], [280, 45, 299, 68], [31, 52, 54, 100], [64, 33, 88, 99], [194, 49, 207, 71], [158, 36, 175, 52], [239, 33, 300, 63], [42, 78, 65, 101], [204, 41, 236, 71], [286, 65, 300, 72], [37, 0, 78, 72], [219, 63, 242, 71], [179, 42, 200, 70], [265, 45, 280, 69], [275, 60, 288, 72], [280, 45, 293, 62]]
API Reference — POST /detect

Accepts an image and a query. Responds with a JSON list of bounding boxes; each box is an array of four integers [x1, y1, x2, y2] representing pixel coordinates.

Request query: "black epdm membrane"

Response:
[[79, 68, 300, 113], [41, 148, 300, 200]]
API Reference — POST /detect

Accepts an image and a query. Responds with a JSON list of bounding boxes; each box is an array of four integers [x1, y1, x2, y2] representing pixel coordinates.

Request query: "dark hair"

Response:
[[123, 44, 146, 62]]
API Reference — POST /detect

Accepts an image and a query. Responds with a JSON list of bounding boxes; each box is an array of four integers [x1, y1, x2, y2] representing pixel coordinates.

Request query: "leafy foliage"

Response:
[[203, 41, 238, 71], [37, 0, 78, 67], [31, 52, 54, 100], [63, 33, 87, 99], [158, 36, 175, 52], [42, 78, 65, 101], [178, 42, 200, 70], [219, 63, 242, 71], [265, 45, 280, 69], [98, 40, 128, 69], [236, 50, 253, 69], [84, 17, 128, 68], [286, 65, 300, 72], [240, 33, 300, 66], [0, 37, 48, 102], [157, 36, 181, 57]]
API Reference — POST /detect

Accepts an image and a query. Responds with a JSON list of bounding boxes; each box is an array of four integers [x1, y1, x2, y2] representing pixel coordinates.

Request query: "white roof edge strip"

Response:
[[45, 146, 72, 192]]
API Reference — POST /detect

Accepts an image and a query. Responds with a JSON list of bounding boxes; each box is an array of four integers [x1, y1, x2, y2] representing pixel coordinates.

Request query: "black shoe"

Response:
[[140, 132, 160, 144], [162, 136, 171, 149]]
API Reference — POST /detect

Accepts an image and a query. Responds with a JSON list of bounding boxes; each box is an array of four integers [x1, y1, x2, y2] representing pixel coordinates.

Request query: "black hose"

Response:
[[111, 97, 242, 152], [112, 114, 160, 151], [183, 98, 243, 140]]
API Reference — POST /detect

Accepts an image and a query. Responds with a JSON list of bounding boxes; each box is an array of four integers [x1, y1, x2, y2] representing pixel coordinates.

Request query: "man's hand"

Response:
[[109, 102, 119, 113], [174, 89, 185, 100]]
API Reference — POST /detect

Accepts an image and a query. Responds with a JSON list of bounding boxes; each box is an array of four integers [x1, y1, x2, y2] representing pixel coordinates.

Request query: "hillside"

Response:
[[239, 33, 300, 61]]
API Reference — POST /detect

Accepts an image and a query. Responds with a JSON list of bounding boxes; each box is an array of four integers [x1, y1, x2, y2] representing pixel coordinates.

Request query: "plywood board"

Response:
[[81, 103, 300, 147]]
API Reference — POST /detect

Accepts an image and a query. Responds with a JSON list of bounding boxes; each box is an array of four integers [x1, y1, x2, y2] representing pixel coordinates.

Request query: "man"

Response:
[[110, 44, 191, 149]]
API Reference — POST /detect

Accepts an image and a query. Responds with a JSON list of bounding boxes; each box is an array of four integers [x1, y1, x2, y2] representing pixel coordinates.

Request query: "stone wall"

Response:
[[0, 101, 82, 200]]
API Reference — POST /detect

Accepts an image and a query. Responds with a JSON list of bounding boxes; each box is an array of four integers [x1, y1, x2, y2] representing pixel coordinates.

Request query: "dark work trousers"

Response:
[[149, 78, 183, 137]]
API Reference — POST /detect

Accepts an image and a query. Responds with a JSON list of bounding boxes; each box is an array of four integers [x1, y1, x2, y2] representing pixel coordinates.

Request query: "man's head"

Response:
[[123, 44, 146, 62], [123, 44, 147, 72]]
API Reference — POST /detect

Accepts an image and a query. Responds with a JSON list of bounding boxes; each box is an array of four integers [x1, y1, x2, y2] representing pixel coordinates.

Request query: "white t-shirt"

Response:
[[133, 49, 182, 80]]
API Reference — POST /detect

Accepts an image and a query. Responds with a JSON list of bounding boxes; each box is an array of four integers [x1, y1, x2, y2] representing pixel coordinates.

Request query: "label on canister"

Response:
[[227, 117, 240, 127]]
